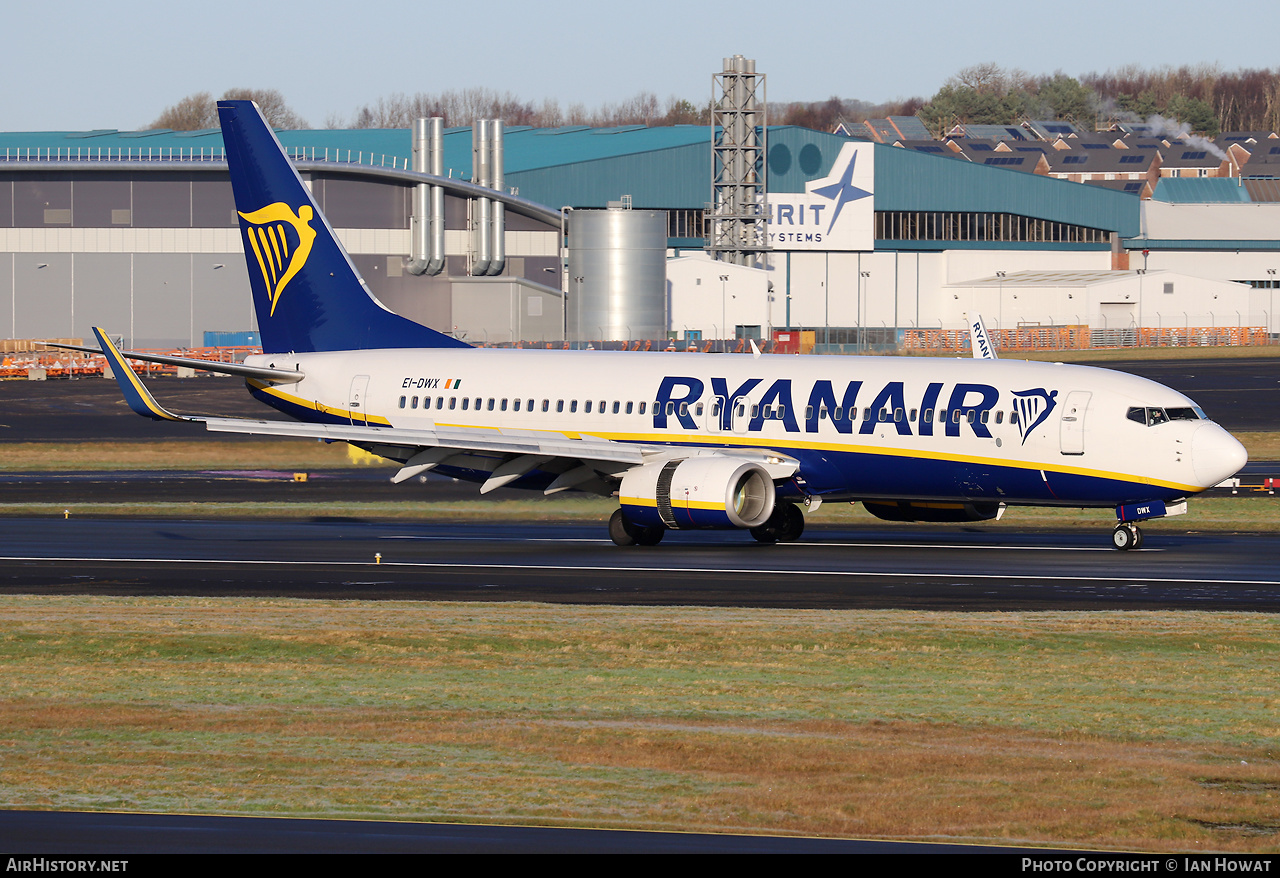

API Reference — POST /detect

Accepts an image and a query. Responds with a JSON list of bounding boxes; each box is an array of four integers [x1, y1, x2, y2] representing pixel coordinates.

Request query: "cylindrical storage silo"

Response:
[[566, 208, 667, 342]]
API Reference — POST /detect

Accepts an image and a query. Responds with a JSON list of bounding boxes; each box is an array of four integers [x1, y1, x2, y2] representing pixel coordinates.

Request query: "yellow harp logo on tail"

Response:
[[238, 203, 317, 315]]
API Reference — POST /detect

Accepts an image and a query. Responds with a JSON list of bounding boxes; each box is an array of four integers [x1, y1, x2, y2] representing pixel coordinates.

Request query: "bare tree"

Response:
[[148, 88, 308, 130], [149, 92, 217, 130], [220, 88, 308, 128]]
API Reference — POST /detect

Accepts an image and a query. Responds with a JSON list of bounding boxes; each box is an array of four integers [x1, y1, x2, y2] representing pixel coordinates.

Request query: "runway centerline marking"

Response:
[[1, 556, 1275, 587]]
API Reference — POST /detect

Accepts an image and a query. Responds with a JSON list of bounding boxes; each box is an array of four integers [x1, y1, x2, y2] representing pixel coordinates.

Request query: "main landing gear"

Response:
[[609, 509, 665, 546], [1111, 522, 1144, 551], [750, 503, 805, 544]]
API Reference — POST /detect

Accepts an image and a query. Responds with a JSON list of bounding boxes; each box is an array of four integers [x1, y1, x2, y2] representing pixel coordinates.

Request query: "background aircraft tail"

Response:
[[218, 100, 469, 354]]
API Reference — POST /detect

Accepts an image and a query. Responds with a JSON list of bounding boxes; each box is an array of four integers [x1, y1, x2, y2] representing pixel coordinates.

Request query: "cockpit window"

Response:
[[1128, 405, 1205, 426]]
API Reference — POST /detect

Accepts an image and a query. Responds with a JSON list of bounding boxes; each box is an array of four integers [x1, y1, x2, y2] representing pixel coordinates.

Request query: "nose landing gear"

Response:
[[1111, 522, 1144, 551]]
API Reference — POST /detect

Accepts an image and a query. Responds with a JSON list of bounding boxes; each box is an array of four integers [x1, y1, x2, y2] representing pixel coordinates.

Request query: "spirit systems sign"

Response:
[[766, 142, 874, 251]]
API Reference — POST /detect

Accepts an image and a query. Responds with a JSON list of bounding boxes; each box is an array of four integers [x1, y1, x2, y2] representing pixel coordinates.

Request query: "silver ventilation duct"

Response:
[[471, 120, 493, 276], [406, 117, 445, 276], [470, 119, 506, 276], [489, 120, 505, 276]]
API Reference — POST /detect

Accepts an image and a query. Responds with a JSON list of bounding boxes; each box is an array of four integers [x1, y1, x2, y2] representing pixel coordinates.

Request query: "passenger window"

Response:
[[513, 399, 521, 412], [500, 399, 508, 411], [449, 397, 457, 410], [527, 399, 534, 411], [571, 400, 578, 413], [487, 398, 495, 411], [924, 409, 933, 423], [462, 398, 469, 410], [952, 410, 961, 424], [751, 405, 759, 418], [679, 402, 688, 417], [599, 400, 605, 412], [542, 399, 549, 412], [995, 411, 1003, 424], [613, 401, 620, 414], [980, 410, 989, 424], [399, 396, 406, 409], [556, 400, 564, 413], [423, 397, 432, 410], [639, 402, 647, 414], [863, 407, 871, 421], [626, 402, 634, 414], [695, 403, 703, 417], [909, 409, 917, 422], [411, 396, 418, 409], [834, 407, 843, 421], [584, 400, 592, 413]]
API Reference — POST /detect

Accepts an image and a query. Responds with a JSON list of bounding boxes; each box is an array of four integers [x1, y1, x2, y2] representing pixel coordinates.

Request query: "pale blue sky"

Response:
[[2, 0, 1277, 131]]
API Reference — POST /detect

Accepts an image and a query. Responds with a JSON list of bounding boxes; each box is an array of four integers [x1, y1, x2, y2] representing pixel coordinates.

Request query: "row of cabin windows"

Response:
[[399, 395, 650, 415], [396, 394, 1025, 427]]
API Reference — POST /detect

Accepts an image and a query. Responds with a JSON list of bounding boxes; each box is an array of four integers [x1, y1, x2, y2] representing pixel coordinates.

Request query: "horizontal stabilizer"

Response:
[[48, 341, 304, 383]]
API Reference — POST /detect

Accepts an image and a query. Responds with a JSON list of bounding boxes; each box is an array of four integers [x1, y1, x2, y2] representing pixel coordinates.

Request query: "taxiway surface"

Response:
[[3, 517, 1278, 611]]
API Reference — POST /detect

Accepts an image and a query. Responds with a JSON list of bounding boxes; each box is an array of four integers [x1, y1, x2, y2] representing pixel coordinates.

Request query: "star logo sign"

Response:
[[810, 152, 872, 233]]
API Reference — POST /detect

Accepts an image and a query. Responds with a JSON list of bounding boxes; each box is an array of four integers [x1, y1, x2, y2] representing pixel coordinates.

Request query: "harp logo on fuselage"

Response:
[[238, 202, 317, 315]]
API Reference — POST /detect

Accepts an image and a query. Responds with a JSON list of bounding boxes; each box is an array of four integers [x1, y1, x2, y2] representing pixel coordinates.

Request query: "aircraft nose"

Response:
[[1191, 422, 1248, 488]]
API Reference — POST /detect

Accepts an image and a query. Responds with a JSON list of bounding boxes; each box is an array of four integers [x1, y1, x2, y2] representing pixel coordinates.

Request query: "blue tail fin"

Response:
[[217, 100, 469, 354]]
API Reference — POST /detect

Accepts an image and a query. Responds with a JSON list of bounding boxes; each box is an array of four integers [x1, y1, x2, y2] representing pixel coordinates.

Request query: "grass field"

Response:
[[1, 598, 1277, 851]]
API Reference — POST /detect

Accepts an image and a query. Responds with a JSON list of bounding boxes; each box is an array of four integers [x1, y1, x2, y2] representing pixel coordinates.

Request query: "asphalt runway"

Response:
[[1, 809, 1036, 854], [3, 516, 1279, 611]]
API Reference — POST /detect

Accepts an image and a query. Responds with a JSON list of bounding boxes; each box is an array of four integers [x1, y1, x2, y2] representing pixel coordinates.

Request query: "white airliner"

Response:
[[85, 101, 1247, 551]]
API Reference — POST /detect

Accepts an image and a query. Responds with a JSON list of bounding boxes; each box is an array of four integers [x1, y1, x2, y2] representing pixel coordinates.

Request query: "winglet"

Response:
[[92, 327, 185, 421], [965, 312, 998, 360]]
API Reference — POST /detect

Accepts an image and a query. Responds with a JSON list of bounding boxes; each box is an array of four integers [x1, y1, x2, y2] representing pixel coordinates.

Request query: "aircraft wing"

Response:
[[197, 416, 799, 492], [91, 326, 798, 493]]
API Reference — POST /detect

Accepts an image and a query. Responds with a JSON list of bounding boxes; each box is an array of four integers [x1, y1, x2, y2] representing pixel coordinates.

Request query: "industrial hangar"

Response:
[[2, 95, 1279, 352]]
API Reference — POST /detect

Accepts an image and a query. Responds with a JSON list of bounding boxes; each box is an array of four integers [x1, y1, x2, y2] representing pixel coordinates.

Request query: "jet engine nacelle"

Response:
[[620, 457, 776, 530], [863, 500, 1004, 523]]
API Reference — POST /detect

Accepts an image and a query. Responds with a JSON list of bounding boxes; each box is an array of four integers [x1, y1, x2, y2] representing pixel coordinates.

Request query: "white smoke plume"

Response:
[[1143, 114, 1228, 161]]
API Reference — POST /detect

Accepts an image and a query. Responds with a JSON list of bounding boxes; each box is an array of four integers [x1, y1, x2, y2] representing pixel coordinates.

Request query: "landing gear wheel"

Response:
[[635, 525, 665, 546], [750, 503, 805, 544], [609, 509, 636, 546], [609, 509, 664, 547], [1111, 523, 1141, 551], [776, 503, 805, 542]]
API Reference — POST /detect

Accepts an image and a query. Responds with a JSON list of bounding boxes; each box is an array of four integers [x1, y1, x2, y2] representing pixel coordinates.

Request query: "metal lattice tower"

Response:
[[707, 55, 767, 266]]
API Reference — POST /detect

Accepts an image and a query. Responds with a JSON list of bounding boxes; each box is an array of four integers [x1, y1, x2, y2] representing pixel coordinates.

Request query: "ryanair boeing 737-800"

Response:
[[81, 101, 1247, 550]]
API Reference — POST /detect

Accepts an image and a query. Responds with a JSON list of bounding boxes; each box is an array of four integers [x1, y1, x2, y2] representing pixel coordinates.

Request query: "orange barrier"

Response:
[[0, 344, 263, 379], [903, 326, 1092, 353], [903, 325, 1270, 353]]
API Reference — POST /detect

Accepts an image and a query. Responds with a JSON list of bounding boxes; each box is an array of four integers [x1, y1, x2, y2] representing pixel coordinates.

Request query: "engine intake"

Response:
[[620, 458, 776, 530]]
